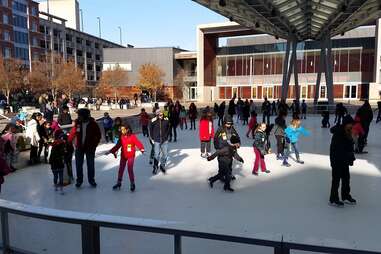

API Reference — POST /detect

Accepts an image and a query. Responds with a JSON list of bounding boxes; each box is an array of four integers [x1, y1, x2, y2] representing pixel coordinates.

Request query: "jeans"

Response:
[[154, 141, 168, 167], [283, 142, 300, 162], [52, 168, 64, 186], [330, 165, 351, 202], [117, 157, 135, 183], [275, 135, 285, 156], [262, 113, 270, 125], [75, 150, 96, 184], [169, 125, 177, 141], [38, 140, 48, 162], [142, 125, 149, 137], [218, 116, 224, 126], [200, 141, 211, 154], [104, 127, 113, 142], [190, 119, 196, 130], [180, 118, 187, 130]]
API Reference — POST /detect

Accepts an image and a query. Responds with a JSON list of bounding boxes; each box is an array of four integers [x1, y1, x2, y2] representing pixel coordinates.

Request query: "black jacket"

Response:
[[208, 145, 243, 167], [214, 126, 239, 150], [330, 125, 355, 168], [58, 112, 72, 126], [149, 117, 170, 143], [49, 140, 65, 170], [253, 130, 267, 154], [274, 116, 286, 136]]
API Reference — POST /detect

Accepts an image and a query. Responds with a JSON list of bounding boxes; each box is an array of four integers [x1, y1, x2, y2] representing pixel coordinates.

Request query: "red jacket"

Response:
[[110, 134, 144, 159], [68, 118, 101, 152], [199, 119, 214, 141], [140, 112, 150, 126]]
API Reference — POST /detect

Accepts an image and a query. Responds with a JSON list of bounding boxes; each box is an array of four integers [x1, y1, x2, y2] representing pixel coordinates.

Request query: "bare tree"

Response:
[[55, 59, 86, 98], [0, 57, 26, 103]]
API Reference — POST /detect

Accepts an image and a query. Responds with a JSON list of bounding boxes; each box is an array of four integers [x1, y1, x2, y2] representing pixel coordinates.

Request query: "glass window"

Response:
[[348, 49, 360, 72], [252, 87, 257, 99], [254, 54, 263, 75], [32, 22, 38, 32], [320, 86, 326, 98], [339, 49, 349, 72], [12, 1, 27, 13], [3, 31, 10, 41], [13, 14, 28, 28], [351, 85, 357, 98], [3, 47, 11, 58], [3, 14, 9, 24], [227, 56, 235, 76], [345, 86, 350, 98], [15, 47, 28, 60], [31, 6, 38, 16], [32, 37, 38, 46], [14, 31, 28, 44], [1, 0, 8, 7], [301, 86, 307, 99]]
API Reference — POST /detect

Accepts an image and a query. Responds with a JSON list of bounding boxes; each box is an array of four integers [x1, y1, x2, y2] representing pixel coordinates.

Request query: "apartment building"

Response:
[[39, 12, 128, 86], [0, 0, 43, 65]]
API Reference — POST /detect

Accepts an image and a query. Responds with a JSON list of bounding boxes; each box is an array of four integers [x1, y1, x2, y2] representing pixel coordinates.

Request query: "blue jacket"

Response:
[[103, 117, 113, 129], [285, 126, 310, 143]]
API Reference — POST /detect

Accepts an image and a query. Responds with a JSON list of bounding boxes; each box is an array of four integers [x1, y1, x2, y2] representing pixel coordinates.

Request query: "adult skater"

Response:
[[207, 135, 244, 192], [329, 115, 357, 207], [261, 97, 271, 125], [356, 100, 373, 145], [334, 103, 347, 125], [217, 101, 226, 126], [301, 100, 307, 119], [149, 110, 170, 174], [376, 101, 381, 123], [214, 115, 240, 150], [228, 96, 236, 120], [68, 108, 101, 188], [273, 112, 287, 160]]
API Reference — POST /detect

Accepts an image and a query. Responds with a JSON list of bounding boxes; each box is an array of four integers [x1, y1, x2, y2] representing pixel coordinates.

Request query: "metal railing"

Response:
[[0, 199, 379, 254]]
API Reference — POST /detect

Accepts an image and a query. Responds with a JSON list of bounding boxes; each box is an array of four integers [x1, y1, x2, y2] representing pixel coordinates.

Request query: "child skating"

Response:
[[49, 130, 66, 194], [199, 110, 214, 158], [252, 123, 270, 175], [106, 124, 145, 192], [283, 118, 310, 166]]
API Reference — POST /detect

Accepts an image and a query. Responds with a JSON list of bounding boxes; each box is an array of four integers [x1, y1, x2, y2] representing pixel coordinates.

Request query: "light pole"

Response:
[[97, 17, 101, 38], [80, 9, 84, 32], [118, 26, 122, 45]]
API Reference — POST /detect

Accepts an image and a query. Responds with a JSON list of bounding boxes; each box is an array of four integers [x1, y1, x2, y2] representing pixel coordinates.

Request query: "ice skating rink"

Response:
[[1, 116, 381, 254]]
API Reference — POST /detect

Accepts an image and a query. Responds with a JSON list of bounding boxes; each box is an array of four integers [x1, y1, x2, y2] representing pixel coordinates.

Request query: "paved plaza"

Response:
[[1, 115, 380, 254]]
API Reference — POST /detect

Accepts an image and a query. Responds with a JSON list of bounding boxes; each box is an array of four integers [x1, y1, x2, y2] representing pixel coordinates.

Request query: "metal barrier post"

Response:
[[1, 210, 10, 253], [174, 234, 182, 254], [274, 247, 290, 254], [81, 223, 100, 254]]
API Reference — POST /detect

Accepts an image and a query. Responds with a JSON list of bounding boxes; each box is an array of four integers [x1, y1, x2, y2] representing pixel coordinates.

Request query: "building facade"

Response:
[[103, 47, 197, 100], [39, 12, 127, 86], [39, 0, 80, 31], [196, 22, 381, 103], [0, 0, 43, 66]]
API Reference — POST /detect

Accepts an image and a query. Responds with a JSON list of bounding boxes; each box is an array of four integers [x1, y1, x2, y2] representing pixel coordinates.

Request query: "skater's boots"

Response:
[[224, 185, 234, 192], [329, 200, 344, 207], [160, 165, 166, 174], [152, 159, 159, 175], [113, 182, 121, 190], [343, 196, 357, 205], [130, 182, 136, 192]]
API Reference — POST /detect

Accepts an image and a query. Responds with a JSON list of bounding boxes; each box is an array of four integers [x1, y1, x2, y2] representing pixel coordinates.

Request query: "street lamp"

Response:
[[118, 26, 122, 45], [97, 17, 101, 38], [80, 9, 84, 32]]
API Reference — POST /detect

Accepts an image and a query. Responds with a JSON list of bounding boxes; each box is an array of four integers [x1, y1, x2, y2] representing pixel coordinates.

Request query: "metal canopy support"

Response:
[[293, 39, 300, 101], [325, 35, 334, 104], [314, 40, 326, 104], [283, 39, 297, 100], [281, 39, 291, 100]]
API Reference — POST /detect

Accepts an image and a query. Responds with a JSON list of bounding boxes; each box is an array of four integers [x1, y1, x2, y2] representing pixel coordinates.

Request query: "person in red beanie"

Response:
[[199, 110, 214, 158], [106, 124, 144, 192]]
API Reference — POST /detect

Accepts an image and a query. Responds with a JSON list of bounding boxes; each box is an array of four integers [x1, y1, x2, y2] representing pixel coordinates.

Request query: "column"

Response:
[[375, 18, 381, 84], [314, 43, 325, 104], [281, 39, 291, 100], [325, 36, 334, 104]]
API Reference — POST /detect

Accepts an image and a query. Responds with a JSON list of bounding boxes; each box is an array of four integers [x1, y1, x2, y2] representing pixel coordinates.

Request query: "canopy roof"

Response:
[[193, 0, 381, 41]]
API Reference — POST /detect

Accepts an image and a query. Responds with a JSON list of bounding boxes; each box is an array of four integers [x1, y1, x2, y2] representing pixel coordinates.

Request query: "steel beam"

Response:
[[314, 41, 326, 104], [281, 39, 291, 100], [325, 35, 334, 104]]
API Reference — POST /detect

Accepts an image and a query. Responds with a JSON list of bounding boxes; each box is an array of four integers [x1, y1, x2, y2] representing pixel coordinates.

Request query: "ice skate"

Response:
[[343, 197, 357, 205]]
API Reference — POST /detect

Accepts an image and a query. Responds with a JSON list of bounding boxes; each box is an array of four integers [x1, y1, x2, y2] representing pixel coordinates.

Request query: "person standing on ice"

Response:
[[207, 135, 243, 192], [329, 115, 356, 207], [106, 124, 144, 192], [68, 108, 101, 188], [282, 118, 310, 166], [149, 110, 170, 175], [199, 109, 214, 158], [252, 123, 271, 175], [214, 115, 240, 150]]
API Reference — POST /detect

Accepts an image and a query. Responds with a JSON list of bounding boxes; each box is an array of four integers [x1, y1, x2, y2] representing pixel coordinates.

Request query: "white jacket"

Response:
[[26, 119, 40, 146]]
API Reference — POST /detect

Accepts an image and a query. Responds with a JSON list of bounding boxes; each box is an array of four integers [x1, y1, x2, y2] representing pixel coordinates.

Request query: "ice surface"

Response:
[[1, 115, 380, 254]]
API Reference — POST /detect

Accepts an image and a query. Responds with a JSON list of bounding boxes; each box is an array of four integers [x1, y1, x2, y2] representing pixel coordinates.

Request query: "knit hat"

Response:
[[77, 108, 90, 120], [342, 115, 354, 126], [224, 115, 233, 124], [230, 135, 241, 144]]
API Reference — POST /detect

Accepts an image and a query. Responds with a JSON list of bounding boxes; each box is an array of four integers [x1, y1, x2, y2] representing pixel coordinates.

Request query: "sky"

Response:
[[69, 0, 227, 50]]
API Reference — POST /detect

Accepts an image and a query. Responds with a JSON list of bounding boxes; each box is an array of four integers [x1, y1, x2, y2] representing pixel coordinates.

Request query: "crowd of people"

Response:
[[0, 95, 379, 207]]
